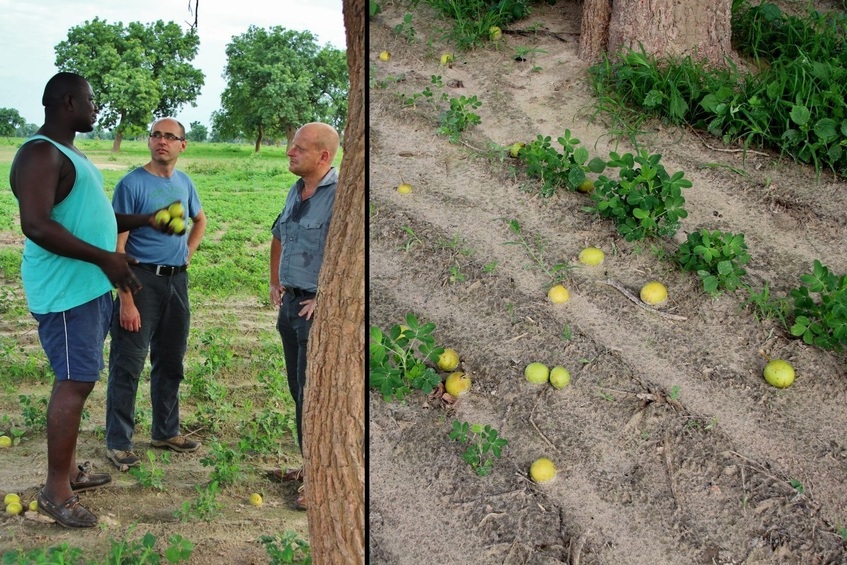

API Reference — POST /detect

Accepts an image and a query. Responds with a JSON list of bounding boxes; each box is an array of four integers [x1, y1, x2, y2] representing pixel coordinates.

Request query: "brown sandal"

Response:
[[37, 490, 98, 528]]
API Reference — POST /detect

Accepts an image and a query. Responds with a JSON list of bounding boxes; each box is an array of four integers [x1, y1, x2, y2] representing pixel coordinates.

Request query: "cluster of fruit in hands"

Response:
[[154, 202, 187, 235]]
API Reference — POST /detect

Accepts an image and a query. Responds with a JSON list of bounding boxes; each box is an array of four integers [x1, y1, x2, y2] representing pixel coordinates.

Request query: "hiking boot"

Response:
[[106, 449, 141, 469], [150, 435, 201, 453]]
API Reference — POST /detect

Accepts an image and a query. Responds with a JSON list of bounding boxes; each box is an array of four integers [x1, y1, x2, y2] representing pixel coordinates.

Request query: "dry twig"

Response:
[[598, 279, 688, 321]]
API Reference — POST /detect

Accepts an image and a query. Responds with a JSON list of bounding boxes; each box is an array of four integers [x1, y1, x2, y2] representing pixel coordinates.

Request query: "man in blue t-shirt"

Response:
[[105, 117, 207, 470], [270, 122, 339, 511]]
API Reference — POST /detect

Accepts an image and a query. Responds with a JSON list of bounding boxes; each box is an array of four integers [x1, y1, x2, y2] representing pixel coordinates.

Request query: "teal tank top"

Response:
[[17, 135, 117, 314]]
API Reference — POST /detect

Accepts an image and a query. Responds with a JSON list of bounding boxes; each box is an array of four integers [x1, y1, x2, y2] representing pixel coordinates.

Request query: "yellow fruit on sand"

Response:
[[640, 281, 668, 306], [529, 457, 557, 484], [28, 500, 37, 512], [763, 359, 795, 389], [437, 348, 460, 371], [547, 284, 570, 304], [509, 142, 525, 158], [397, 183, 413, 194], [167, 202, 185, 219], [0, 435, 11, 448], [524, 362, 549, 384], [440, 53, 454, 65], [549, 366, 571, 389], [379, 50, 391, 62], [489, 26, 502, 41], [4, 494, 20, 506], [577, 179, 595, 194], [249, 493, 263, 506], [445, 371, 471, 397], [578, 247, 605, 266], [5, 502, 22, 516]]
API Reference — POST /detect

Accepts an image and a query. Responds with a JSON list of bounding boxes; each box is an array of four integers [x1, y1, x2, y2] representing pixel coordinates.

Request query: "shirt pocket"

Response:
[[299, 218, 327, 249]]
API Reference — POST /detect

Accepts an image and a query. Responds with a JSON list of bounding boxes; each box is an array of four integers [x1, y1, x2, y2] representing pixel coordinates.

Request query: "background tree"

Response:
[[186, 121, 208, 142], [213, 26, 348, 152], [0, 108, 25, 137], [302, 0, 364, 562], [54, 17, 204, 152]]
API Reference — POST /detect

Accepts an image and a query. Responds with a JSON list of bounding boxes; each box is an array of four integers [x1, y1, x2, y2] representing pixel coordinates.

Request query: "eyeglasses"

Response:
[[149, 132, 185, 142]]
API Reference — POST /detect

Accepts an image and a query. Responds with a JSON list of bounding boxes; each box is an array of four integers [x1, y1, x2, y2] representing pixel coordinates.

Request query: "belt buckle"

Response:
[[155, 265, 168, 276]]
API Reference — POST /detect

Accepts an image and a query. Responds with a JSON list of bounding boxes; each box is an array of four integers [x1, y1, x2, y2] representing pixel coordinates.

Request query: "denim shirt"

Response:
[[271, 168, 338, 293]]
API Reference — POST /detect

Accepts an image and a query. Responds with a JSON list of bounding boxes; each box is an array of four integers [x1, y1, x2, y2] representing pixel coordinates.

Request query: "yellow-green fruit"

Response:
[[509, 142, 525, 158], [640, 281, 668, 306], [489, 26, 502, 41], [524, 362, 549, 384], [154, 209, 171, 226], [28, 500, 37, 512], [577, 179, 595, 194], [529, 457, 557, 484], [379, 50, 390, 62], [397, 183, 413, 194], [445, 371, 471, 397], [5, 502, 22, 516], [549, 366, 571, 389], [547, 284, 570, 304], [0, 435, 11, 448], [440, 53, 454, 65], [578, 247, 605, 266], [169, 217, 186, 235], [249, 493, 263, 506], [167, 202, 185, 218], [4, 494, 20, 506], [763, 359, 795, 389], [437, 348, 460, 371]]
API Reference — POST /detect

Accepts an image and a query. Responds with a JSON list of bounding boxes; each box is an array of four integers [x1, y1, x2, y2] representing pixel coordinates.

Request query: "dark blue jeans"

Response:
[[276, 292, 313, 453], [106, 267, 189, 450]]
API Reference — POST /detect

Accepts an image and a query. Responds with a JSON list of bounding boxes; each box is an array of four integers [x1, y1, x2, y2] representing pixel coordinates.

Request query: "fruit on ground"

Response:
[[397, 183, 413, 194], [489, 26, 502, 41], [0, 435, 11, 448], [445, 371, 471, 397], [437, 348, 460, 371], [549, 366, 571, 389], [169, 217, 186, 235], [577, 179, 595, 193], [249, 493, 263, 506], [167, 202, 185, 218], [640, 281, 668, 306], [509, 142, 525, 158], [547, 284, 570, 304], [4, 493, 20, 506], [440, 53, 454, 65], [379, 50, 390, 62], [5, 502, 22, 516], [529, 457, 557, 484], [578, 247, 604, 266], [28, 500, 37, 512], [154, 209, 171, 226], [524, 362, 549, 384], [763, 359, 795, 389]]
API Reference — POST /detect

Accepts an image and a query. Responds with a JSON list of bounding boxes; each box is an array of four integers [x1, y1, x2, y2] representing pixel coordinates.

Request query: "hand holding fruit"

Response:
[[150, 201, 187, 235]]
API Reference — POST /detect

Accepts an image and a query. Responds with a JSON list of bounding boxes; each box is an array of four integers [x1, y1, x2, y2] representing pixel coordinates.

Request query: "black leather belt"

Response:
[[136, 263, 188, 276], [286, 287, 316, 298]]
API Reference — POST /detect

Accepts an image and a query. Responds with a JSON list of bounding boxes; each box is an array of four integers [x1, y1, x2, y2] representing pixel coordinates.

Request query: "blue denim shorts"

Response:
[[32, 292, 113, 382]]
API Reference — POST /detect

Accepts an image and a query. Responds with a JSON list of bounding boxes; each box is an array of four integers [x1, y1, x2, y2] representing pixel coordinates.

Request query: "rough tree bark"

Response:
[[579, 0, 734, 66], [302, 0, 365, 562]]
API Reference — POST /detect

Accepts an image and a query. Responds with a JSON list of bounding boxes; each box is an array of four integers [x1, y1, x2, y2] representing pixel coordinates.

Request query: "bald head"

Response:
[[42, 72, 90, 108], [298, 122, 340, 163]]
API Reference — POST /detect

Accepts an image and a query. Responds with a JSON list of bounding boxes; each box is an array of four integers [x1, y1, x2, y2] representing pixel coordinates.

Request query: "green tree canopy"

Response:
[[212, 26, 348, 152], [54, 17, 204, 151], [0, 108, 26, 137], [186, 121, 208, 142]]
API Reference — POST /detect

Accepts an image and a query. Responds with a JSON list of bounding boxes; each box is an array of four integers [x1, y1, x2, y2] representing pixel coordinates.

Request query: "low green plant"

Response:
[[238, 408, 293, 456], [447, 265, 466, 284], [789, 260, 847, 351], [399, 226, 423, 252], [438, 95, 482, 143], [424, 0, 531, 50], [260, 531, 312, 565], [393, 13, 416, 42], [18, 394, 47, 431], [789, 478, 805, 494], [503, 219, 575, 284], [675, 229, 750, 295], [369, 313, 443, 400], [518, 130, 606, 197], [0, 532, 193, 564], [588, 150, 691, 241], [200, 438, 245, 487], [128, 450, 170, 491], [740, 282, 790, 326], [449, 420, 508, 476], [176, 481, 222, 522]]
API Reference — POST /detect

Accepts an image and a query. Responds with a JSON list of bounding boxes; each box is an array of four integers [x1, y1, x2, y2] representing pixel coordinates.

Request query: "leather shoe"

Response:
[[294, 485, 306, 511], [272, 467, 304, 482], [37, 490, 98, 528], [70, 461, 112, 493]]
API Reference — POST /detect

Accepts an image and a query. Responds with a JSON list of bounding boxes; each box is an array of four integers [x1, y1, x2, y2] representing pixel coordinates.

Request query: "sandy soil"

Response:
[[368, 2, 847, 564]]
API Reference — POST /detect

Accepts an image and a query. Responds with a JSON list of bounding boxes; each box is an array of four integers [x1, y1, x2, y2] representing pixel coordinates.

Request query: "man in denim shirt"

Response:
[[269, 122, 339, 510]]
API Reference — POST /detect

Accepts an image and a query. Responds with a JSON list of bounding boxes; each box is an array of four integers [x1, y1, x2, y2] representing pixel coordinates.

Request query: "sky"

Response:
[[0, 0, 346, 130]]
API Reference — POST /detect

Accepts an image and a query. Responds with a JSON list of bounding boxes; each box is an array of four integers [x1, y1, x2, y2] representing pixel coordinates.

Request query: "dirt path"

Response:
[[369, 2, 847, 564]]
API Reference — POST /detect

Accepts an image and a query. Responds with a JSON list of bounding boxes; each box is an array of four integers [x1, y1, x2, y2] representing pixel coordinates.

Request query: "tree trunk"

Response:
[[111, 131, 123, 153], [302, 0, 365, 562], [578, 0, 612, 62], [581, 0, 733, 66], [254, 124, 264, 153]]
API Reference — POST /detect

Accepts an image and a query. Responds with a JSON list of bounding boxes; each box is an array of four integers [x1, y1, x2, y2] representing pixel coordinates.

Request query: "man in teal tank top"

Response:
[[9, 72, 177, 528]]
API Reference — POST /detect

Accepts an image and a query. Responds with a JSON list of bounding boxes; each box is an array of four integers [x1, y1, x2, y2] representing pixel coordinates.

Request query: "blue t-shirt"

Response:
[[16, 135, 117, 314], [111, 167, 202, 266], [271, 168, 338, 292]]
